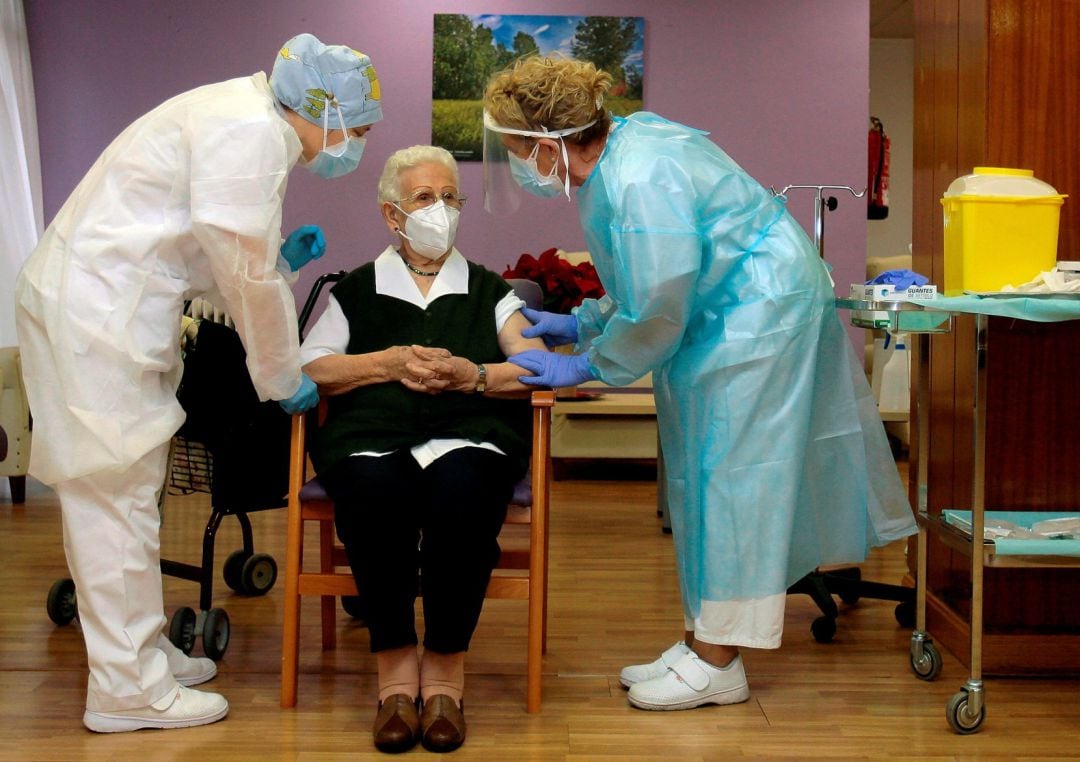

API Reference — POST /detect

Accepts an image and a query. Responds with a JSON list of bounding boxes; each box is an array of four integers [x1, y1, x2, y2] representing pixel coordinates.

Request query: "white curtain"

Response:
[[0, 0, 43, 348]]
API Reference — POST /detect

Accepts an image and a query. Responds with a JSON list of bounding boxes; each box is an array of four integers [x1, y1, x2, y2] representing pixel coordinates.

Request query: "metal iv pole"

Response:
[[771, 184, 866, 258]]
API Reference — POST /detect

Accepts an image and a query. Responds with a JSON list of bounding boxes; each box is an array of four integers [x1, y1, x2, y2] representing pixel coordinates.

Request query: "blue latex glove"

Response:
[[510, 349, 596, 388], [281, 225, 326, 272], [520, 307, 578, 348], [866, 268, 929, 290], [278, 374, 319, 414]]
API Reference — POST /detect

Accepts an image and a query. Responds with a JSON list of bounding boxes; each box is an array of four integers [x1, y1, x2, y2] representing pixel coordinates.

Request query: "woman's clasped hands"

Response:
[[393, 344, 478, 395]]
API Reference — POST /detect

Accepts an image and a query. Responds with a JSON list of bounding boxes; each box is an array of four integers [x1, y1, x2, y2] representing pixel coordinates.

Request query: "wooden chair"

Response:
[[280, 390, 555, 713]]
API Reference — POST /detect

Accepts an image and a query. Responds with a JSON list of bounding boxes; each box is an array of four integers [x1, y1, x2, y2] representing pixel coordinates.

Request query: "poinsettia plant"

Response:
[[503, 248, 605, 314]]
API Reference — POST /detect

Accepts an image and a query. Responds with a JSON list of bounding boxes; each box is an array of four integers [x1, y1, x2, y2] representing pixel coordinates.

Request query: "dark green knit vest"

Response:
[[311, 261, 531, 477]]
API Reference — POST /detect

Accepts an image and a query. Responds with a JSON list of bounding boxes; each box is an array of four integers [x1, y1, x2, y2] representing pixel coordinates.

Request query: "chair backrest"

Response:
[[506, 278, 544, 311], [298, 270, 347, 337]]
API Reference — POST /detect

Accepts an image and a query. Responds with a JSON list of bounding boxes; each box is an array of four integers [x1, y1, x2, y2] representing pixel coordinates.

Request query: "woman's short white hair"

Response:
[[377, 145, 460, 203]]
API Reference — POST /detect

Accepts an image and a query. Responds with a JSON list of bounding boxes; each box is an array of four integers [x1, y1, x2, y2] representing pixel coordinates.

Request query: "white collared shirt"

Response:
[[300, 246, 525, 468]]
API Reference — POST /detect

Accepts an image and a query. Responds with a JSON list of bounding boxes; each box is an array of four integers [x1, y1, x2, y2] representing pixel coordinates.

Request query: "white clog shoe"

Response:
[[83, 685, 229, 733], [619, 641, 690, 688], [158, 633, 217, 686], [627, 651, 750, 711]]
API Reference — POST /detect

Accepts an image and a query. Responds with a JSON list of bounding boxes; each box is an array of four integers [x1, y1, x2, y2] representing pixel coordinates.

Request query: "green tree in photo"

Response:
[[433, 14, 643, 159], [468, 24, 504, 97], [433, 15, 476, 100], [512, 31, 539, 61], [571, 17, 638, 92], [435, 15, 530, 100]]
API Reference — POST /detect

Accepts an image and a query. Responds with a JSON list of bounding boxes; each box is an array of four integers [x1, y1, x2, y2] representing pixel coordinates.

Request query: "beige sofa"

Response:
[[0, 347, 31, 503]]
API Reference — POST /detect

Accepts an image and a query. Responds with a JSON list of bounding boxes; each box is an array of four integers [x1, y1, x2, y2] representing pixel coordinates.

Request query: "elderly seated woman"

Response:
[[298, 144, 545, 754]]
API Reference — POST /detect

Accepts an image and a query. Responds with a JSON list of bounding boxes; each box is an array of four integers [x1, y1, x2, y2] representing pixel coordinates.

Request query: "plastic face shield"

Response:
[[482, 110, 596, 214]]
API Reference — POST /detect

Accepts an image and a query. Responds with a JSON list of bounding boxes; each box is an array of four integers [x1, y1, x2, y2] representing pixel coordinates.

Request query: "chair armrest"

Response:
[[529, 390, 556, 408]]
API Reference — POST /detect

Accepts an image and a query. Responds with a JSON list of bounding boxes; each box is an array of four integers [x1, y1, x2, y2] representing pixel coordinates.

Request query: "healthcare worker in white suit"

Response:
[[14, 33, 382, 732], [483, 56, 916, 712]]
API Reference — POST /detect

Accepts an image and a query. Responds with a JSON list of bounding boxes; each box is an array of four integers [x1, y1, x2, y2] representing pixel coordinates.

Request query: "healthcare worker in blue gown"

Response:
[[15, 33, 382, 732], [483, 55, 916, 712]]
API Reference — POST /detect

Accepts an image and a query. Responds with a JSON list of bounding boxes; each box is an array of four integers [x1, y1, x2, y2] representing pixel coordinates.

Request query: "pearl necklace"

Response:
[[402, 258, 440, 277]]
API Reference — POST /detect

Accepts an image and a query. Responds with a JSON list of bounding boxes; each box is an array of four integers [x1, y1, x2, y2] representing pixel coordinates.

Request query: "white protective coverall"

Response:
[[573, 113, 916, 648], [15, 72, 304, 711]]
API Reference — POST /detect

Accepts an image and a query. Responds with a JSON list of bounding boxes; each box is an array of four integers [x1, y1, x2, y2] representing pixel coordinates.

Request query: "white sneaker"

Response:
[[170, 654, 217, 687], [619, 641, 690, 688], [627, 651, 750, 711], [158, 633, 217, 686], [83, 685, 229, 732]]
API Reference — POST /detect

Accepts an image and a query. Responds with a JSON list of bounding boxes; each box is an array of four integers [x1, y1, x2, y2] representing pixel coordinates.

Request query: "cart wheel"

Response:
[[341, 595, 367, 622], [223, 550, 250, 592], [169, 606, 198, 655], [202, 608, 230, 661], [46, 578, 78, 626], [895, 599, 916, 628], [910, 641, 942, 681], [811, 615, 836, 643], [946, 688, 985, 734], [240, 553, 278, 596], [837, 568, 862, 606]]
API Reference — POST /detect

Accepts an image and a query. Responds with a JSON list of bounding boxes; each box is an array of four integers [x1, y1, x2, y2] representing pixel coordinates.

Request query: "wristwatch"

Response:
[[474, 363, 487, 394]]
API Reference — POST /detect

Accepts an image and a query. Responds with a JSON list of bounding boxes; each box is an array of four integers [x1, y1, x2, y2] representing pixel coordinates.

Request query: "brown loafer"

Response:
[[373, 694, 420, 753], [420, 694, 466, 753]]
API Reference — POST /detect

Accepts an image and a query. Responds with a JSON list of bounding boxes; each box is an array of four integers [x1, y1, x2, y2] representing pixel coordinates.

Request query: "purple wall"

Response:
[[25, 0, 868, 338]]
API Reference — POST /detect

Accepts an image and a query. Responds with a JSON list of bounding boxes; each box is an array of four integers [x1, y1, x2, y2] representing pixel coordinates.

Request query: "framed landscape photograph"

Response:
[[433, 14, 645, 160]]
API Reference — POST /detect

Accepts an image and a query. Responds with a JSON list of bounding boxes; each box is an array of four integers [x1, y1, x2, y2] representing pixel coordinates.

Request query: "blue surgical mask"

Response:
[[303, 100, 366, 179], [508, 143, 565, 198], [306, 136, 365, 179]]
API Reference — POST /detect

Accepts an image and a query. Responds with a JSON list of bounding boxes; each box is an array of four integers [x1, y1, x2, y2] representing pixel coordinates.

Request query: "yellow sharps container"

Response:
[[941, 167, 1066, 295]]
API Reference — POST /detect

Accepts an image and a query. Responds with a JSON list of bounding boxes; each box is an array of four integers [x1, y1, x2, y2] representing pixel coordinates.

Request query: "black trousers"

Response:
[[320, 446, 516, 654]]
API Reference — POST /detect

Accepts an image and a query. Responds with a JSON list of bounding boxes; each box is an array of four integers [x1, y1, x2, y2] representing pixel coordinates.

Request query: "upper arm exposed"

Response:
[[498, 310, 546, 356]]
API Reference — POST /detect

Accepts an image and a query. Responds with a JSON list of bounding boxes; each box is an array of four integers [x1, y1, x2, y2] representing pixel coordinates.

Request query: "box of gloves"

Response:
[[850, 283, 938, 301]]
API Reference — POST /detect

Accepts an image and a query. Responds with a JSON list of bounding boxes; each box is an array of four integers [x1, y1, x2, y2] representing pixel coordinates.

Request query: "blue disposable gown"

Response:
[[575, 113, 915, 647]]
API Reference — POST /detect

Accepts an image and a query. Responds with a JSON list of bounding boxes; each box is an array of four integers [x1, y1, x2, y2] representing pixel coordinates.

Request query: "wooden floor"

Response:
[[2, 461, 1079, 761]]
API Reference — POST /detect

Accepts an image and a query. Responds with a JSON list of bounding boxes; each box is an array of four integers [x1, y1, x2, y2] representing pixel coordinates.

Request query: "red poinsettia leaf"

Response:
[[506, 249, 606, 312], [505, 252, 545, 280], [537, 249, 567, 273]]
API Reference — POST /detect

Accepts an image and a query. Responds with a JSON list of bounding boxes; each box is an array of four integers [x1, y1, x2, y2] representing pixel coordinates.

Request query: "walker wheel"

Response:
[[946, 688, 985, 734], [223, 550, 250, 592], [202, 608, 230, 661], [910, 640, 942, 681], [811, 615, 836, 643], [46, 578, 78, 626], [240, 553, 278, 596], [169, 606, 197, 655]]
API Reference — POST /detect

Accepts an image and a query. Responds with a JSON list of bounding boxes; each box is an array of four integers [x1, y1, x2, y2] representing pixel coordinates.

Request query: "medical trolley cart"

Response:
[[839, 294, 1080, 734]]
